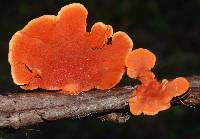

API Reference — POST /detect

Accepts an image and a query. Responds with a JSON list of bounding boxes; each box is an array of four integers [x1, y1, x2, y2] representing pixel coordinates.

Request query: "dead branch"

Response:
[[0, 76, 199, 129]]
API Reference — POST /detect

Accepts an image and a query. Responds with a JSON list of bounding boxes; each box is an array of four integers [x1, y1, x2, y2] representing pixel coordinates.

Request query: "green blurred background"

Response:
[[0, 0, 200, 139]]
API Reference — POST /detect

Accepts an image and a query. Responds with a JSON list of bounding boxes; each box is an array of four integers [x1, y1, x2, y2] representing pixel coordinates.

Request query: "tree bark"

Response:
[[0, 76, 199, 129]]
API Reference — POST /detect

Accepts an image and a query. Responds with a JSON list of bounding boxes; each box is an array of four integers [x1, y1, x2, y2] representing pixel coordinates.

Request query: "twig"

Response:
[[0, 76, 199, 129]]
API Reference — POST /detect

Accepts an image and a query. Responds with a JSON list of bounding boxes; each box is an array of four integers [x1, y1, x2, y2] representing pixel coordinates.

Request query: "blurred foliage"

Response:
[[0, 0, 200, 139]]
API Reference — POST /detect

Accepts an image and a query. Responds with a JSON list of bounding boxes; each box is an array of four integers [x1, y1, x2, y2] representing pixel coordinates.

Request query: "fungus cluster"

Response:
[[126, 48, 189, 115], [9, 3, 133, 94], [9, 3, 189, 116]]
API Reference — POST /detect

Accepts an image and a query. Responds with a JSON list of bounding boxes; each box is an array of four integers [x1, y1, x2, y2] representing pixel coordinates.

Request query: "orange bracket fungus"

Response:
[[126, 48, 189, 115], [125, 48, 156, 86], [9, 3, 133, 94], [8, 3, 189, 117]]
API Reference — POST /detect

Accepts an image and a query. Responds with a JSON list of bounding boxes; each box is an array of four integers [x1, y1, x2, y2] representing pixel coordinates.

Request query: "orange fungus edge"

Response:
[[172, 77, 190, 96]]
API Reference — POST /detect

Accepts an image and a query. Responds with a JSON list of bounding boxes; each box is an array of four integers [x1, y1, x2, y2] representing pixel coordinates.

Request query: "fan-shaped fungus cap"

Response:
[[9, 3, 133, 94], [129, 77, 189, 115], [125, 48, 156, 79]]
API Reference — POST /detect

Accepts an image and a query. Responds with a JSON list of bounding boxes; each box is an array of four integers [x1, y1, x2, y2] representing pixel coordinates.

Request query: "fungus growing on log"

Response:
[[126, 48, 189, 115], [9, 3, 133, 94]]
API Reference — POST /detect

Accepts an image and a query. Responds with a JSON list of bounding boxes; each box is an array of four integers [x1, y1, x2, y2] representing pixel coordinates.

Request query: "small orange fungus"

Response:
[[126, 48, 189, 115], [125, 48, 156, 79], [9, 3, 133, 94]]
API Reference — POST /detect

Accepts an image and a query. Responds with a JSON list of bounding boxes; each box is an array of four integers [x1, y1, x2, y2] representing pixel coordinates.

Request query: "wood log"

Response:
[[0, 76, 199, 129]]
